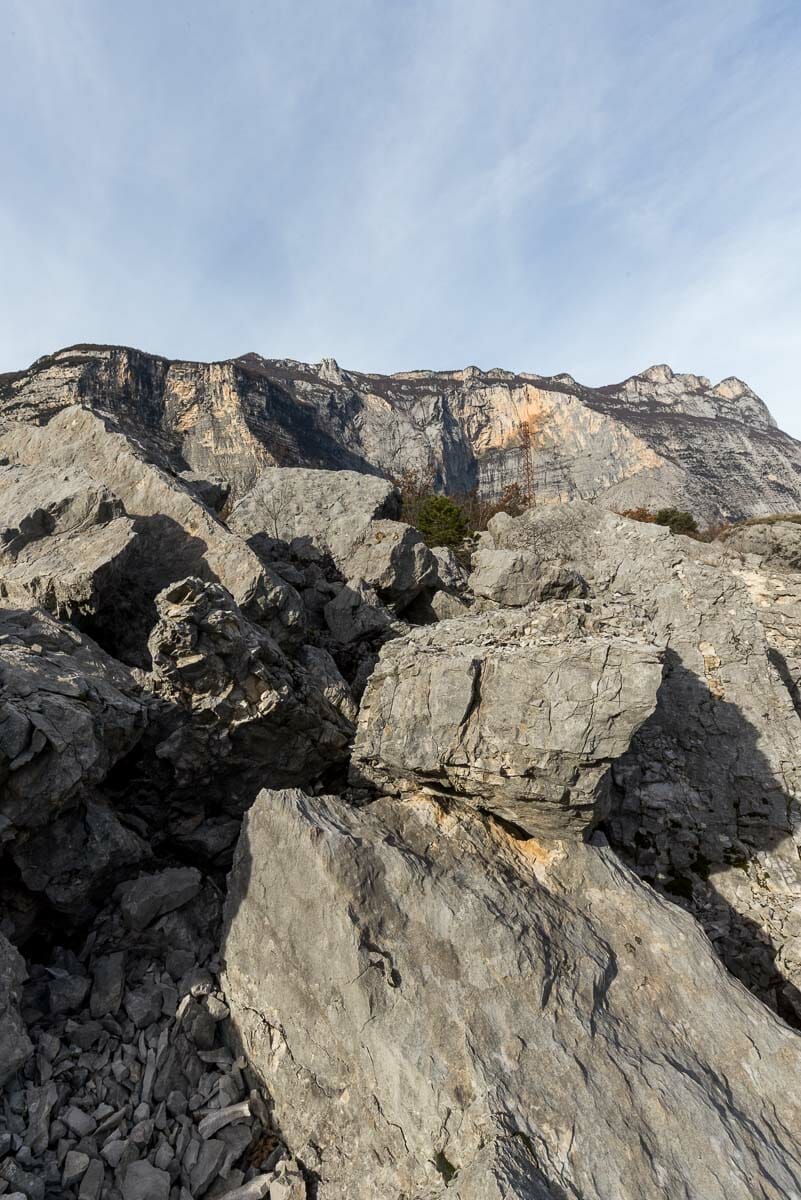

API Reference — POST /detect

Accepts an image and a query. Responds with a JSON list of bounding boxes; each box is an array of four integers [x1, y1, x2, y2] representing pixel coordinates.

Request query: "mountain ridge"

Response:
[[1, 342, 798, 523]]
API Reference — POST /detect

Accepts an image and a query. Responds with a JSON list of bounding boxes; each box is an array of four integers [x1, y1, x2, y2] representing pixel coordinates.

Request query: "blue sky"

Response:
[[2, 0, 800, 435]]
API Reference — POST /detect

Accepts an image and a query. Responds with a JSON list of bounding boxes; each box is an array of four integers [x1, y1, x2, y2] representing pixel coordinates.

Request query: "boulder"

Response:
[[430, 545, 469, 593], [343, 520, 439, 610], [323, 579, 400, 645], [145, 578, 354, 800], [223, 788, 801, 1200], [227, 466, 398, 564], [117, 867, 203, 932], [472, 501, 801, 1018], [11, 799, 151, 916], [0, 608, 146, 835], [350, 603, 662, 837], [0, 462, 140, 631], [0, 406, 303, 658], [0, 930, 32, 1085]]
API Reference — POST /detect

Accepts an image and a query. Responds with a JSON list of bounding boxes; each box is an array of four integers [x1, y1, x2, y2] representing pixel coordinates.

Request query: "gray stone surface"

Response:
[[118, 868, 202, 932], [0, 462, 139, 633], [473, 501, 801, 1019], [223, 788, 801, 1200], [343, 519, 439, 610], [722, 517, 801, 570], [0, 607, 146, 835], [228, 466, 398, 563], [145, 577, 354, 797], [351, 603, 663, 836], [0, 931, 32, 1085], [0, 405, 303, 654], [323, 578, 400, 645], [122, 1159, 170, 1199]]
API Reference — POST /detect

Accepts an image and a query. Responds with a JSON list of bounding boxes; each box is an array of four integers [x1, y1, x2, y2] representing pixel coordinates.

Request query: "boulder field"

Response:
[[1, 397, 801, 1198]]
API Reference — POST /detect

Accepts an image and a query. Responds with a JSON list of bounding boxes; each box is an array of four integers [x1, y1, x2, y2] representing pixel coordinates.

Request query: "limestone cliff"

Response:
[[3, 344, 800, 522]]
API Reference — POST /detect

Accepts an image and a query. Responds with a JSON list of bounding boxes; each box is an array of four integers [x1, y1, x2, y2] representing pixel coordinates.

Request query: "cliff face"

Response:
[[2, 343, 800, 521]]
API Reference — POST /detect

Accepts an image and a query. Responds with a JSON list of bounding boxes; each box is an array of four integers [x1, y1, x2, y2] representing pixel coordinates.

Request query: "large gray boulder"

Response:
[[229, 468, 438, 611], [342, 519, 439, 610], [0, 406, 304, 657], [146, 577, 355, 800], [0, 930, 32, 1085], [0, 608, 146, 836], [10, 798, 151, 916], [471, 502, 801, 1019], [0, 462, 140, 630], [223, 789, 801, 1200], [227, 466, 398, 563], [350, 603, 663, 836]]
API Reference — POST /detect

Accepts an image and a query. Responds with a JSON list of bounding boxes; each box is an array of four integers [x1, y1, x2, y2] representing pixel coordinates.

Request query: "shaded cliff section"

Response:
[[3, 343, 801, 522]]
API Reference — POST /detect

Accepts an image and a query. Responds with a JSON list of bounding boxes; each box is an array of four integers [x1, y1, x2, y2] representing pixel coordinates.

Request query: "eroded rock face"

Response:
[[145, 578, 355, 801], [228, 466, 398, 563], [223, 789, 801, 1200], [350, 603, 662, 837], [723, 518, 801, 571], [0, 462, 140, 632], [342, 519, 439, 611]]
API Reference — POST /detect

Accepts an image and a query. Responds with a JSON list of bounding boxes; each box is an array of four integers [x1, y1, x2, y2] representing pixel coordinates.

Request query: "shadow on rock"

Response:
[[604, 649, 801, 1027]]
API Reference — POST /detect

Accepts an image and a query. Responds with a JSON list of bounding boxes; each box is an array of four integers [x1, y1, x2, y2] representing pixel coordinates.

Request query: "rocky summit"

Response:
[[1, 346, 801, 1200]]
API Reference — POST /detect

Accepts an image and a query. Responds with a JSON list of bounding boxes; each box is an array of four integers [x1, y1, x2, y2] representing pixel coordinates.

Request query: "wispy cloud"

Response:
[[1, 0, 799, 434]]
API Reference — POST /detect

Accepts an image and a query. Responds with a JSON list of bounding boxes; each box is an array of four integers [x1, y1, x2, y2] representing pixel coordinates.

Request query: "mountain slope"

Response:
[[2, 343, 800, 521]]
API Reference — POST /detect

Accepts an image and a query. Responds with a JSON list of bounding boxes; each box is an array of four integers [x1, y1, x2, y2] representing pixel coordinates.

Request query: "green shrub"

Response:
[[415, 494, 470, 549], [653, 507, 699, 536]]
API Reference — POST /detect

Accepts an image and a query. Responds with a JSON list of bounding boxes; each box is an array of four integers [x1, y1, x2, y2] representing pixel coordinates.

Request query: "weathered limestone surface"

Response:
[[351, 603, 663, 836], [341, 519, 438, 610], [223, 788, 801, 1200], [0, 462, 141, 630], [228, 466, 398, 562], [723, 517, 801, 571]]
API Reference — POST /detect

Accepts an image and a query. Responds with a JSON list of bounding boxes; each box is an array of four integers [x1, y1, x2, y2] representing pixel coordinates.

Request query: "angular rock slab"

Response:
[[350, 605, 663, 836], [223, 789, 801, 1200], [342, 518, 439, 611], [228, 466, 398, 564]]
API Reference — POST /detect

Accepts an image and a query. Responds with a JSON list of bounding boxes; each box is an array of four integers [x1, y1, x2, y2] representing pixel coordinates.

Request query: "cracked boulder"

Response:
[[342, 519, 439, 611], [222, 788, 801, 1200], [350, 603, 662, 837], [721, 517, 801, 571], [472, 501, 801, 1020]]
